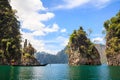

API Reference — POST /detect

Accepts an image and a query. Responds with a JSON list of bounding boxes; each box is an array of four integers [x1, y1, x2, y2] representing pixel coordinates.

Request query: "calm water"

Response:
[[0, 64, 120, 80]]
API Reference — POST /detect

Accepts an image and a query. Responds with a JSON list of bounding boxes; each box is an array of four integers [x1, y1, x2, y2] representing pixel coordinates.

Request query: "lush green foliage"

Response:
[[22, 39, 36, 58], [66, 26, 100, 59], [104, 11, 120, 55], [0, 0, 21, 64], [21, 39, 38, 65]]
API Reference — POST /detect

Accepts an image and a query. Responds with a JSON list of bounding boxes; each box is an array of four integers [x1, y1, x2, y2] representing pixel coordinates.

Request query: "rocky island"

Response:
[[104, 11, 120, 66], [66, 27, 101, 65], [21, 39, 40, 65]]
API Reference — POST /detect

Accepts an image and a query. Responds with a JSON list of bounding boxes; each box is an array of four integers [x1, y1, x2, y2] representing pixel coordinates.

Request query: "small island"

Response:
[[66, 27, 101, 65], [20, 39, 40, 66]]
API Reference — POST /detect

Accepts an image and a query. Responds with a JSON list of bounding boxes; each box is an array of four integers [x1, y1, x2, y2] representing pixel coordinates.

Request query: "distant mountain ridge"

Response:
[[35, 48, 68, 64]]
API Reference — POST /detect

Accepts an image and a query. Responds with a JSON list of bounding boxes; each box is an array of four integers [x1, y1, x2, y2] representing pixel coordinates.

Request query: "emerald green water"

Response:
[[0, 64, 120, 80]]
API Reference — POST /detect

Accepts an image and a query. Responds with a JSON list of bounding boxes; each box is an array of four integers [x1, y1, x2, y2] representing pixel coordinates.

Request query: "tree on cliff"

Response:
[[104, 11, 120, 56], [21, 39, 39, 65], [104, 11, 120, 65], [23, 39, 36, 56], [67, 27, 94, 55], [66, 26, 101, 65], [0, 0, 21, 64]]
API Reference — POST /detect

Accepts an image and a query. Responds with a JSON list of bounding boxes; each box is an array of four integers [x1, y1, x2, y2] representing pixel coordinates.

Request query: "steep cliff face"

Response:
[[66, 27, 101, 65], [95, 44, 107, 64], [104, 11, 120, 66], [0, 0, 21, 65]]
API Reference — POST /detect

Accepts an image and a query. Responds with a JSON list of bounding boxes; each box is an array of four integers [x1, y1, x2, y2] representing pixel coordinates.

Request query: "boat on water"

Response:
[[12, 64, 48, 67]]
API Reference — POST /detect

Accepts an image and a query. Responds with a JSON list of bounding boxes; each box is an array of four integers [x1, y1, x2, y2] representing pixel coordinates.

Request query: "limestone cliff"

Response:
[[0, 0, 21, 65], [95, 44, 107, 64], [66, 27, 101, 65], [104, 11, 120, 66]]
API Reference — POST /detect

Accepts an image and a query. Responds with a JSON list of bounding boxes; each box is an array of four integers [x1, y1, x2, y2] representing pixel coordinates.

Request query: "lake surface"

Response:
[[0, 64, 120, 80]]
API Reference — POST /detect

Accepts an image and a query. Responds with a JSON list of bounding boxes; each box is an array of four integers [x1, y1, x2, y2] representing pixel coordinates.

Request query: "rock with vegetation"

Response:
[[0, 1, 40, 65], [66, 27, 101, 65], [104, 11, 120, 66], [21, 39, 40, 65], [0, 0, 21, 65]]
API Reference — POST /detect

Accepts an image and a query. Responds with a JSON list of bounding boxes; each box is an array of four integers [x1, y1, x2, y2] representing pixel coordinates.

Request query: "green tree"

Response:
[[27, 43, 36, 55], [67, 26, 98, 56], [23, 39, 36, 56], [66, 26, 101, 65], [104, 11, 120, 55], [24, 39, 27, 48], [0, 0, 21, 64]]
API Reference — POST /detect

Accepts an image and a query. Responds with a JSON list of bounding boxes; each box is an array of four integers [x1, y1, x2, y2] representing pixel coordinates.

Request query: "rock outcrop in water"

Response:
[[21, 39, 40, 65], [66, 27, 101, 65], [104, 11, 120, 66]]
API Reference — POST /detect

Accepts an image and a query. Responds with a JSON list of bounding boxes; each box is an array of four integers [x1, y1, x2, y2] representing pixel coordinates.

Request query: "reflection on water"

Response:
[[99, 65, 110, 80], [19, 67, 34, 79], [18, 64, 69, 80], [0, 66, 19, 80], [0, 64, 120, 80], [0, 66, 11, 80], [109, 66, 120, 80], [10, 67, 15, 80], [69, 64, 110, 80]]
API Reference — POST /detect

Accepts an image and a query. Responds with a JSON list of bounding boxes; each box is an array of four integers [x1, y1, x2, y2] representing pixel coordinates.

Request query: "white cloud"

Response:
[[21, 31, 61, 54], [32, 23, 60, 36], [39, 36, 69, 54], [10, 0, 55, 32], [10, 0, 62, 54], [39, 12, 55, 21], [91, 37, 104, 44], [56, 36, 69, 46], [91, 0, 110, 8], [56, 0, 90, 9], [54, 0, 111, 9], [44, 23, 60, 33], [21, 31, 45, 51], [61, 28, 66, 33]]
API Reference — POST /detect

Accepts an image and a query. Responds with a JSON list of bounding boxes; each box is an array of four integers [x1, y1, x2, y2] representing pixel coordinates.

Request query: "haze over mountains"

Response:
[[35, 48, 68, 64]]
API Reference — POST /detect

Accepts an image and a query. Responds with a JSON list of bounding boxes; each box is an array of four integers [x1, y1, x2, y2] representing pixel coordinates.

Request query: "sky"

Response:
[[10, 0, 120, 54]]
